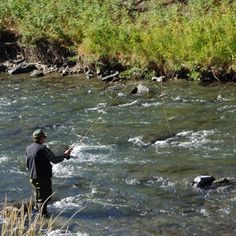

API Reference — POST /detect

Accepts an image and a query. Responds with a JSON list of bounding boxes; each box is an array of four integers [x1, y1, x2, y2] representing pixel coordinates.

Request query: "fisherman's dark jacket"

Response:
[[26, 142, 64, 179]]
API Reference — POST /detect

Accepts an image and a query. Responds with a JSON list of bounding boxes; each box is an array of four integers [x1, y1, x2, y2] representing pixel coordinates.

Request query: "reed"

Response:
[[0, 199, 55, 236]]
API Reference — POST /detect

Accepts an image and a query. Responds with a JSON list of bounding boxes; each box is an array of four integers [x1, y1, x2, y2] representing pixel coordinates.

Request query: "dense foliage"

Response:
[[0, 0, 236, 79]]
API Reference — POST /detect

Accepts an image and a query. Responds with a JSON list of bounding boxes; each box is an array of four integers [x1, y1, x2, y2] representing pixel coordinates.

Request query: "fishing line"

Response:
[[70, 80, 174, 150], [69, 83, 128, 151], [160, 81, 174, 137], [60, 83, 128, 190]]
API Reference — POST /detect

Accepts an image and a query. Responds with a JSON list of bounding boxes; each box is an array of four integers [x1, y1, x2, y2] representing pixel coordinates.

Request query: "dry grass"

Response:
[[1, 198, 87, 236], [0, 199, 56, 236]]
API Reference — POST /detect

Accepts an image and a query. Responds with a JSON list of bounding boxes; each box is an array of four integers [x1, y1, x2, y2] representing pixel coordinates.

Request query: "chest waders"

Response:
[[30, 177, 52, 215]]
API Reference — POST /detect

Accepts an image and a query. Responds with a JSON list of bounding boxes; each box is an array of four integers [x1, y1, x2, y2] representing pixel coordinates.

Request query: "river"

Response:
[[0, 74, 235, 235]]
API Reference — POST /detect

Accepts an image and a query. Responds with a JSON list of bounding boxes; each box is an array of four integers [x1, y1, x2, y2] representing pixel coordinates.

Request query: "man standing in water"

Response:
[[26, 129, 71, 216]]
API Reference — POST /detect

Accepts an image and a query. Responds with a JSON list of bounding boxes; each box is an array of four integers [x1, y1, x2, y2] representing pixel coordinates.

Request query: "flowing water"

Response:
[[0, 74, 235, 235]]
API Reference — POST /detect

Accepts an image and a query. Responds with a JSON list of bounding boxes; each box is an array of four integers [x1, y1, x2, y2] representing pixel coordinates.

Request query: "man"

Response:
[[26, 129, 71, 216]]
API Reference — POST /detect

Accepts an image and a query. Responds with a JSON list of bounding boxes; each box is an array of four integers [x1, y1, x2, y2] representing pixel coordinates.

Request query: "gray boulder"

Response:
[[152, 76, 165, 82], [192, 175, 233, 191], [131, 84, 150, 95], [192, 175, 216, 189], [30, 70, 44, 77]]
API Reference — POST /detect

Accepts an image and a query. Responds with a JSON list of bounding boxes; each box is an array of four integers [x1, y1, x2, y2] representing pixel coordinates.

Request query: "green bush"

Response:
[[1, 0, 236, 77]]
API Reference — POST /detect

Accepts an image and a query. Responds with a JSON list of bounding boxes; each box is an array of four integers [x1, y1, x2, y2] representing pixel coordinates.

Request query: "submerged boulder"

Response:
[[149, 133, 176, 144], [212, 178, 231, 188]]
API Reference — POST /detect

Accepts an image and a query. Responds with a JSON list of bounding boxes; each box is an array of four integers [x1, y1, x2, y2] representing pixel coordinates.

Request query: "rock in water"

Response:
[[192, 176, 234, 192], [212, 178, 231, 186], [101, 71, 119, 83], [30, 70, 44, 77], [131, 84, 149, 94], [8, 63, 37, 75], [151, 76, 165, 82], [150, 133, 176, 144], [192, 175, 216, 189]]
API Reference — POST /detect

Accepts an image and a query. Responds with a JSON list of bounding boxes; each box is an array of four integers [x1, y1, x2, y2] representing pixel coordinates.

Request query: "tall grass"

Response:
[[132, 0, 236, 73], [0, 0, 236, 78], [0, 200, 55, 236], [0, 199, 86, 236]]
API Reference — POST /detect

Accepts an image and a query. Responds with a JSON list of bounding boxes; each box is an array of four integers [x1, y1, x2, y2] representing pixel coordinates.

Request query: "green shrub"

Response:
[[1, 0, 236, 76]]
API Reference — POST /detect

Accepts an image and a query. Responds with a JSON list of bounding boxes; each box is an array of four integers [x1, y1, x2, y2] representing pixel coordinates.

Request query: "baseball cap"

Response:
[[32, 129, 47, 141]]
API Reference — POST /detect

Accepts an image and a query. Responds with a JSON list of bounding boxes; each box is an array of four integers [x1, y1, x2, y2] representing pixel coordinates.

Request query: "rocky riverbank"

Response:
[[1, 30, 236, 83], [0, 33, 125, 83]]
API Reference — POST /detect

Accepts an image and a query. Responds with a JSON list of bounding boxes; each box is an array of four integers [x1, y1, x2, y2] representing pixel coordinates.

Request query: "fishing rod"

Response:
[[68, 83, 128, 151]]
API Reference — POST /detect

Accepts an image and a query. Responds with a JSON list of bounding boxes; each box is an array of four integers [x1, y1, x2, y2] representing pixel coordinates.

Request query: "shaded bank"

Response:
[[1, 0, 236, 82]]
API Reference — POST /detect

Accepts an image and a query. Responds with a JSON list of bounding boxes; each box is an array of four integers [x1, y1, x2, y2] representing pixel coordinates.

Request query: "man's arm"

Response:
[[43, 147, 65, 164]]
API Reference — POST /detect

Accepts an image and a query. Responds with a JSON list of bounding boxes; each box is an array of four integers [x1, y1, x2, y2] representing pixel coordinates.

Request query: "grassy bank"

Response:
[[0, 0, 236, 80]]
